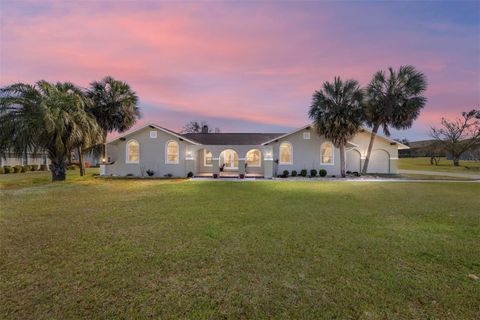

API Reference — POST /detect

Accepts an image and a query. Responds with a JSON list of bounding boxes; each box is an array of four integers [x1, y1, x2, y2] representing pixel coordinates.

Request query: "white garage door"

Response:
[[368, 150, 390, 173], [346, 149, 361, 173]]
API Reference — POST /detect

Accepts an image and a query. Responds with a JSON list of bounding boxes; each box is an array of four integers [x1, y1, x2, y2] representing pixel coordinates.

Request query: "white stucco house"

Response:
[[101, 123, 409, 178]]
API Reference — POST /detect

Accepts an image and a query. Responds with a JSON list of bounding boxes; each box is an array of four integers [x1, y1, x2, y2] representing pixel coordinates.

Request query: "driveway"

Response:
[[399, 169, 480, 180]]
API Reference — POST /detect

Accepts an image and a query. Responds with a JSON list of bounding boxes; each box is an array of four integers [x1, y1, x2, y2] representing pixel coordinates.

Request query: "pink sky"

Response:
[[1, 1, 479, 140]]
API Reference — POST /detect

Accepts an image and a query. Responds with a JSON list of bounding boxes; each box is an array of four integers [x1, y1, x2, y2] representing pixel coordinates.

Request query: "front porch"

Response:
[[194, 172, 264, 178]]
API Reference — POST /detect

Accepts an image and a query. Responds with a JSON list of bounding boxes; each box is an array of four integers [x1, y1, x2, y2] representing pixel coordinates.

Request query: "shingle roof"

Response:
[[181, 133, 285, 145]]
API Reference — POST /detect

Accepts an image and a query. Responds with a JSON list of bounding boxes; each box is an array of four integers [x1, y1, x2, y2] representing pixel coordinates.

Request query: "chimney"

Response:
[[202, 125, 209, 133]]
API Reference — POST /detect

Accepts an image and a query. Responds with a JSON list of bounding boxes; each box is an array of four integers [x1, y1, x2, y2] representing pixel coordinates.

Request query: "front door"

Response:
[[221, 150, 238, 170]]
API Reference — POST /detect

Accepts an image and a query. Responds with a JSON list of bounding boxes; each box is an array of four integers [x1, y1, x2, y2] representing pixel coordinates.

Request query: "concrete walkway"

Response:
[[399, 169, 480, 180]]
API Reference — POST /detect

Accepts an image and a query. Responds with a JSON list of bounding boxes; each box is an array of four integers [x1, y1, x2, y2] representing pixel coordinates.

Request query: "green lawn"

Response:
[[398, 157, 480, 173], [1, 172, 479, 319]]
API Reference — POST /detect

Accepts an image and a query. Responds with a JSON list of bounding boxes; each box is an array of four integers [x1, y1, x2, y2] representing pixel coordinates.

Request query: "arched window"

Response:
[[279, 142, 292, 164], [204, 149, 213, 166], [246, 149, 261, 167], [166, 140, 179, 164], [126, 140, 140, 163], [321, 142, 334, 165]]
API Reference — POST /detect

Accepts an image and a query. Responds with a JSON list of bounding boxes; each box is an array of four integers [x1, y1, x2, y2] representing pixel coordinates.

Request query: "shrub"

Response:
[[283, 170, 289, 177], [300, 169, 307, 177], [213, 173, 218, 179], [3, 166, 12, 173], [0, 167, 4, 174], [239, 173, 245, 179], [291, 170, 297, 177], [310, 169, 317, 177], [13, 165, 22, 173], [126, 173, 134, 177], [164, 173, 173, 178], [146, 169, 155, 176], [187, 171, 194, 178], [30, 164, 39, 171], [40, 164, 48, 171], [319, 169, 327, 177], [21, 165, 29, 173]]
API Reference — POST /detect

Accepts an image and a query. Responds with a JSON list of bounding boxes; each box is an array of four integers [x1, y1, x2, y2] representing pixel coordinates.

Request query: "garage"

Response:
[[368, 149, 390, 173], [346, 149, 361, 173]]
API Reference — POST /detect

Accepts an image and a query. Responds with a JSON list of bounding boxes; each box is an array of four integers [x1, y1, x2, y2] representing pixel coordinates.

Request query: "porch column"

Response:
[[238, 158, 245, 176], [212, 157, 220, 177], [263, 146, 274, 179], [185, 147, 195, 177]]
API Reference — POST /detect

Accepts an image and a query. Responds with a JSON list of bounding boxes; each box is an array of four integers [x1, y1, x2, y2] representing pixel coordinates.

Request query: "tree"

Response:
[[308, 77, 364, 177], [0, 81, 101, 181], [362, 65, 427, 174], [430, 109, 480, 166], [86, 76, 140, 160], [181, 120, 220, 133]]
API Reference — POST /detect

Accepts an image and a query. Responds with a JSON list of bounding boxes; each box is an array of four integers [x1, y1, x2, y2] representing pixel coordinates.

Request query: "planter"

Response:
[[239, 173, 245, 179], [213, 173, 218, 179]]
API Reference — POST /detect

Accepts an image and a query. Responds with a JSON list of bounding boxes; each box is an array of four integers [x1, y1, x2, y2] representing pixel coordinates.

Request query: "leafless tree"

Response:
[[181, 120, 220, 133], [430, 109, 480, 166]]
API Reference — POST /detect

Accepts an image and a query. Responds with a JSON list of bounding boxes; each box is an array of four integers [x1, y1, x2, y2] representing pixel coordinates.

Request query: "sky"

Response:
[[1, 0, 479, 140]]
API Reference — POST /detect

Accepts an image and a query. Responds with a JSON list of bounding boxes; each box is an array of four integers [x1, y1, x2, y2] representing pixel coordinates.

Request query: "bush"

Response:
[[30, 164, 39, 171], [0, 167, 4, 174], [310, 169, 317, 177], [187, 171, 194, 178], [40, 164, 48, 171], [146, 169, 155, 177], [282, 170, 289, 177], [4, 166, 13, 174], [164, 173, 173, 178], [291, 170, 297, 177], [300, 169, 307, 177], [13, 165, 22, 173], [21, 165, 29, 173], [319, 169, 327, 177], [126, 173, 134, 177]]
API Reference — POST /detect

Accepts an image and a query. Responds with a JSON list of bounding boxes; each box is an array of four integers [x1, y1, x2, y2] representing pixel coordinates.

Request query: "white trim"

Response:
[[390, 157, 399, 160], [279, 141, 293, 165], [107, 123, 200, 145], [320, 142, 334, 165], [264, 157, 273, 161], [149, 130, 157, 138], [125, 139, 140, 164], [203, 149, 213, 167], [212, 157, 220, 161], [165, 140, 179, 164], [245, 149, 262, 167], [185, 157, 195, 161]]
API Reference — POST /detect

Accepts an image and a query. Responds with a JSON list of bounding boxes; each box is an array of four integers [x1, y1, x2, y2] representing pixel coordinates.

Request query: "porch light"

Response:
[[102, 158, 106, 163]]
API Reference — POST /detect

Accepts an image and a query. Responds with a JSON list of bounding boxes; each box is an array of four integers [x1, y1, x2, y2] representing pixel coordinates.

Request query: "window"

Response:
[[279, 142, 292, 164], [204, 150, 213, 166], [150, 130, 157, 138], [303, 132, 310, 139], [321, 142, 334, 165], [246, 149, 261, 167], [126, 140, 140, 163], [166, 140, 179, 164]]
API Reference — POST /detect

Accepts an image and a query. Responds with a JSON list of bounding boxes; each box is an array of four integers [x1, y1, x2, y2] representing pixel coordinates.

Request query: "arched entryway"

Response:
[[219, 149, 238, 171], [346, 149, 361, 173], [368, 149, 390, 173]]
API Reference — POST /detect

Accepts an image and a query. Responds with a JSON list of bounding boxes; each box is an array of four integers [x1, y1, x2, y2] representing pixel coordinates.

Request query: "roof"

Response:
[[106, 123, 201, 145], [182, 133, 284, 145]]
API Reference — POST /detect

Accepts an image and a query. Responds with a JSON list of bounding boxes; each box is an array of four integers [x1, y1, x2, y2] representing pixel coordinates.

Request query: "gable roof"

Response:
[[182, 133, 284, 145], [106, 123, 201, 145]]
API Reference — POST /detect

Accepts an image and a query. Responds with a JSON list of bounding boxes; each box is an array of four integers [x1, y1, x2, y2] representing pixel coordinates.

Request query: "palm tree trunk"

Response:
[[339, 143, 346, 178], [50, 158, 66, 181], [101, 129, 108, 161], [361, 123, 380, 174], [77, 146, 85, 176]]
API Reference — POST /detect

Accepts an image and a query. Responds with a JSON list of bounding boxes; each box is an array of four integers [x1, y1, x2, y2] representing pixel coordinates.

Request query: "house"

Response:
[[1, 150, 50, 168], [101, 123, 409, 178]]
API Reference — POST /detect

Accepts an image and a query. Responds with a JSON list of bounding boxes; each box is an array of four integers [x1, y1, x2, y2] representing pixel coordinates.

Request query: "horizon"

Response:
[[1, 0, 479, 141]]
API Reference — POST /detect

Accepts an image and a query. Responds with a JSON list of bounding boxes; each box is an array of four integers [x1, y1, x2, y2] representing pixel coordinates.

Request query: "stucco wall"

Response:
[[105, 127, 193, 177]]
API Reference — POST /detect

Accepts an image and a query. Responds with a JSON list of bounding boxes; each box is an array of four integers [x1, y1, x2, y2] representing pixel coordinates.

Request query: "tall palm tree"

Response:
[[0, 81, 101, 181], [309, 77, 364, 177], [86, 76, 140, 160], [362, 65, 427, 174]]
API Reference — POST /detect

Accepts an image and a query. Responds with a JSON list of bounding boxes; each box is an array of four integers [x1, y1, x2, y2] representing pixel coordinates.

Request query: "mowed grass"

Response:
[[1, 173, 479, 319], [398, 157, 480, 173]]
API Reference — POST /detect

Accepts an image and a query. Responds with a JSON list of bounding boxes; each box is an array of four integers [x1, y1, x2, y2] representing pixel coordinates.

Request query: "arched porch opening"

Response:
[[219, 149, 239, 171]]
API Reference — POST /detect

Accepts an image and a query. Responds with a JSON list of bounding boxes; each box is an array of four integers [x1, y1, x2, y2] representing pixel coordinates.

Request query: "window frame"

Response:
[[126, 139, 140, 164], [320, 142, 334, 165], [203, 149, 213, 167], [245, 149, 262, 167], [165, 140, 179, 164], [279, 142, 293, 165], [303, 132, 311, 140], [149, 130, 158, 138]]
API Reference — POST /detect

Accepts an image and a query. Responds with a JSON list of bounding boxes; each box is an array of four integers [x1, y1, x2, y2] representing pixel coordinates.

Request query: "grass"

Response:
[[398, 174, 476, 181], [398, 157, 480, 173], [1, 172, 479, 319]]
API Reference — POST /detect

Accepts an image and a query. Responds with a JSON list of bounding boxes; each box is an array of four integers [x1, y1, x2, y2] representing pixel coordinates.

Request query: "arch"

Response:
[[126, 139, 140, 163], [346, 149, 361, 173], [279, 142, 292, 164], [219, 149, 238, 170], [245, 149, 262, 167], [320, 142, 334, 165], [368, 149, 390, 173], [165, 140, 179, 164]]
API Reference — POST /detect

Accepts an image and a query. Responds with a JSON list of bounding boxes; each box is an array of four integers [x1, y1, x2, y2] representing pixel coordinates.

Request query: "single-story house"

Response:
[[101, 123, 409, 178], [1, 151, 50, 168]]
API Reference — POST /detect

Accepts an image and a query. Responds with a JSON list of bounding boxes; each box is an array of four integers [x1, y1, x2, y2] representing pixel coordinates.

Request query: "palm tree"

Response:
[[362, 65, 427, 174], [309, 77, 364, 177], [0, 81, 101, 181], [86, 76, 140, 161]]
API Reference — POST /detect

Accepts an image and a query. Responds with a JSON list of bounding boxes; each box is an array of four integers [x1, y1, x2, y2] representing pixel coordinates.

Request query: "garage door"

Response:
[[368, 150, 390, 173], [346, 149, 361, 173]]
